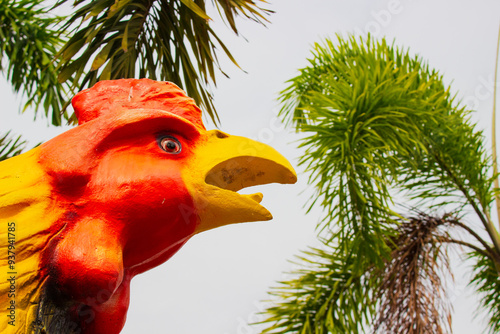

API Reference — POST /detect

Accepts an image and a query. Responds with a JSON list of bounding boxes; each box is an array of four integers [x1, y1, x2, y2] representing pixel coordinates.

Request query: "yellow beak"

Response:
[[182, 130, 297, 234]]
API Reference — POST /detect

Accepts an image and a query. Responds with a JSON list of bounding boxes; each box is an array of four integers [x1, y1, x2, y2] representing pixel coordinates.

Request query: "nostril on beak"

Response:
[[214, 130, 229, 139]]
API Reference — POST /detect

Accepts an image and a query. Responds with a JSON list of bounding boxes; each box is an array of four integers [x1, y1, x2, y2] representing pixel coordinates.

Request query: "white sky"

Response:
[[2, 0, 500, 333]]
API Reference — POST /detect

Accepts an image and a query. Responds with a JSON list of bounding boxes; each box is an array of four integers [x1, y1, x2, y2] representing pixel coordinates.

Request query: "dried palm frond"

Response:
[[375, 213, 454, 334]]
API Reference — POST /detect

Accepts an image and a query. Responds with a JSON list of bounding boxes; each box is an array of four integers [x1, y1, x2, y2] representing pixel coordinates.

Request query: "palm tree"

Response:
[[0, 0, 68, 160], [0, 0, 271, 160], [261, 35, 500, 334]]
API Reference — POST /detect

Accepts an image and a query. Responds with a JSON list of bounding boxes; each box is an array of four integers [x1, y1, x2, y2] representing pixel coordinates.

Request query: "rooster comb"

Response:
[[72, 78, 205, 130]]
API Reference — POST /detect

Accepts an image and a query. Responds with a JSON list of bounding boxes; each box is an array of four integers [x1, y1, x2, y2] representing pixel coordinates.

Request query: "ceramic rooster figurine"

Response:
[[0, 79, 296, 334]]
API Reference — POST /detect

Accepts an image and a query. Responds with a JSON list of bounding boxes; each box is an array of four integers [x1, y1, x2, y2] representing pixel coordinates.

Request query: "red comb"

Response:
[[72, 79, 205, 130]]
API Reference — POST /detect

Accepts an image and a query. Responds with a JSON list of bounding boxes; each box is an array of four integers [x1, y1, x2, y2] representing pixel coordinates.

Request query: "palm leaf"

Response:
[[55, 0, 272, 125], [470, 250, 500, 333], [261, 212, 458, 334], [0, 131, 26, 161], [0, 0, 71, 125], [261, 241, 376, 334], [374, 213, 454, 334], [266, 35, 500, 333], [279, 34, 498, 265]]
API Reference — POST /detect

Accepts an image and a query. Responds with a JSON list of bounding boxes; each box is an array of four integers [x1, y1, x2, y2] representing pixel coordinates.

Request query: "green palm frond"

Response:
[[0, 0, 70, 125], [262, 212, 458, 334], [279, 34, 497, 265], [265, 35, 500, 334], [55, 0, 272, 125], [261, 241, 376, 334], [470, 250, 500, 333], [0, 131, 26, 161]]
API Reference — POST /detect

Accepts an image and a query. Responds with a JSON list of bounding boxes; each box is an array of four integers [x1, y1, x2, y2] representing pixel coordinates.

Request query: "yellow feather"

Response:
[[0, 147, 64, 333]]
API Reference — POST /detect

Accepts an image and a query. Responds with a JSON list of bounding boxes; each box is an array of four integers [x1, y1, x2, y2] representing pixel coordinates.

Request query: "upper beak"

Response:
[[182, 130, 297, 234]]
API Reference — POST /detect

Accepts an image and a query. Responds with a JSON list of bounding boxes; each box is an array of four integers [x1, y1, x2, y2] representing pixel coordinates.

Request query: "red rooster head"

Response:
[[0, 79, 296, 333]]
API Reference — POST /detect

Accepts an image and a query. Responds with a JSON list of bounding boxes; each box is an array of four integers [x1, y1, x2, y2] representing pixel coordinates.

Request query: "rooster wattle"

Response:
[[0, 79, 296, 333]]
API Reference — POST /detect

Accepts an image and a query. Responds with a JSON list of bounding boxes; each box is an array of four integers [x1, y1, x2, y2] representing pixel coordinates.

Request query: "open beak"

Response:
[[182, 130, 297, 234]]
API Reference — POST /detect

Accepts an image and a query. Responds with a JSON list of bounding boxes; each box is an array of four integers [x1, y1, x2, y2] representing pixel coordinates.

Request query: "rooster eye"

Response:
[[158, 136, 182, 154]]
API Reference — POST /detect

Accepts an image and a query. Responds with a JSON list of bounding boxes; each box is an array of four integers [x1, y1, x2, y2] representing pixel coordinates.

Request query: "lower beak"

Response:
[[182, 130, 297, 234]]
